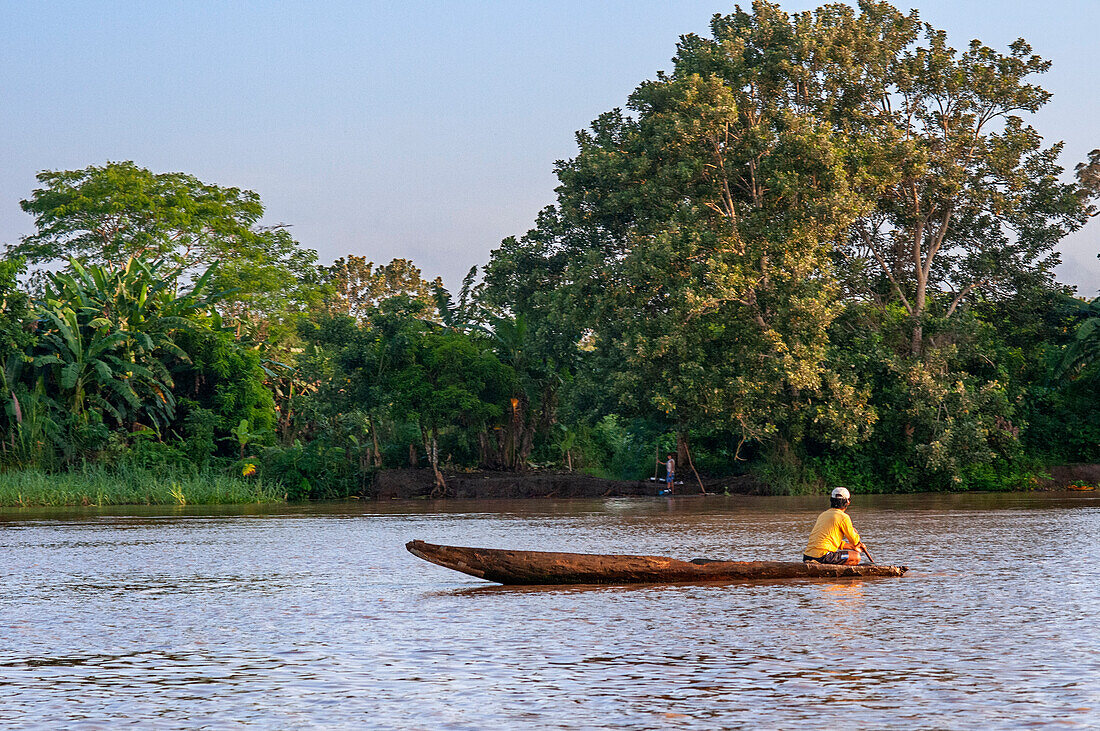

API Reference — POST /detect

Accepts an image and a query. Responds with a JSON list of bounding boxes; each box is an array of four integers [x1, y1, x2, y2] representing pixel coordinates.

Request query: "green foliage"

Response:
[[1020, 298, 1100, 463], [32, 258, 206, 432], [756, 445, 823, 496], [0, 382, 63, 469], [835, 13, 1090, 355], [22, 256, 226, 467], [172, 326, 276, 444], [13, 161, 264, 273], [0, 465, 279, 507], [389, 328, 510, 485], [1055, 297, 1100, 378], [584, 416, 657, 481], [12, 161, 324, 348], [259, 436, 373, 501], [212, 225, 323, 341], [486, 0, 897, 459], [105, 430, 190, 472], [181, 407, 218, 468], [299, 299, 552, 476], [0, 5, 1096, 499], [0, 258, 35, 360], [1076, 148, 1100, 204], [320, 255, 441, 322]]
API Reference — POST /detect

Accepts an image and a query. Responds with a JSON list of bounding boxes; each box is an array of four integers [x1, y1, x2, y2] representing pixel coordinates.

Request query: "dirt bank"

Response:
[[371, 469, 763, 500], [368, 464, 1100, 499], [1041, 464, 1100, 489]]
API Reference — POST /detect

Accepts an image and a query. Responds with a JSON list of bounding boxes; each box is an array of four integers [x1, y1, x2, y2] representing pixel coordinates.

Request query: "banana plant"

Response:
[[33, 302, 163, 426], [224, 418, 265, 459], [32, 257, 228, 430], [1056, 297, 1100, 379]]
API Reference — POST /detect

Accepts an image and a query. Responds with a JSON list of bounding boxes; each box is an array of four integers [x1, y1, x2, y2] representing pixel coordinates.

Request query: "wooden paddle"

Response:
[[860, 544, 876, 564]]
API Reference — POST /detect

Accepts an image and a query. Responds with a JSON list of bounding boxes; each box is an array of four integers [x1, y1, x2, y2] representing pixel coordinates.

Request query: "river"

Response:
[[0, 492, 1097, 729]]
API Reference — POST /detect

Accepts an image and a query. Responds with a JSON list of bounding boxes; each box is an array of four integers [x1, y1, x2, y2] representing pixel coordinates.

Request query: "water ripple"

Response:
[[0, 494, 1097, 728]]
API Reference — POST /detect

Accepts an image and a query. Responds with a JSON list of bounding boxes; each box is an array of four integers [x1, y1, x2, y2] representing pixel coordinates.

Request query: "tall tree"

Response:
[[843, 27, 1090, 354], [12, 161, 324, 342], [319, 256, 440, 321], [213, 225, 322, 341], [14, 162, 264, 272], [390, 329, 509, 492], [489, 1, 895, 454]]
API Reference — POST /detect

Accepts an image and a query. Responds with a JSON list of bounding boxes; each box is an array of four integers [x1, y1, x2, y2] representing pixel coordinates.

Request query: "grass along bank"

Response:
[[0, 467, 283, 507]]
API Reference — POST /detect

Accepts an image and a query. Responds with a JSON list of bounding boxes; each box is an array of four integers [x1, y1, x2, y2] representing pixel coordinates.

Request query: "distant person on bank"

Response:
[[803, 487, 869, 564], [657, 453, 675, 493]]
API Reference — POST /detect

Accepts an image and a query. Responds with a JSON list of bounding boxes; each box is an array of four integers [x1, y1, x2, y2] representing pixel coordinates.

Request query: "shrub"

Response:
[[259, 439, 373, 500]]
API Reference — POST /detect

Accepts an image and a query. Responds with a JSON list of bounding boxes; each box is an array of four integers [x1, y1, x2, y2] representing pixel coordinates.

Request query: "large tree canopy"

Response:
[[833, 17, 1090, 354], [487, 1, 915, 451], [11, 161, 323, 338], [318, 255, 440, 322], [14, 161, 265, 271], [485, 0, 1095, 456]]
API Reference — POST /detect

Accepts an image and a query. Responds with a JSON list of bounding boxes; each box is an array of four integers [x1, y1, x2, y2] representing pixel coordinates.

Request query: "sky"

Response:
[[1, 0, 1098, 294]]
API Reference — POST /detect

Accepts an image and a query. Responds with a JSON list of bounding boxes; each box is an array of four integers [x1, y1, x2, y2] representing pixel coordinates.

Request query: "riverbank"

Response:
[[0, 467, 282, 507], [0, 466, 745, 507], [373, 464, 1097, 500], [0, 462, 1091, 507], [373, 469, 764, 499], [1045, 463, 1100, 489]]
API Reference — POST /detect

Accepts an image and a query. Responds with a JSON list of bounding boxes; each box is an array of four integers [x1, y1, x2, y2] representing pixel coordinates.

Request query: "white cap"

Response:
[[830, 487, 851, 500]]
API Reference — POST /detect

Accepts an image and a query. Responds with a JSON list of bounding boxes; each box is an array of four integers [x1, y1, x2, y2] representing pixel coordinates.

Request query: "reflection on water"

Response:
[[0, 492, 1098, 728]]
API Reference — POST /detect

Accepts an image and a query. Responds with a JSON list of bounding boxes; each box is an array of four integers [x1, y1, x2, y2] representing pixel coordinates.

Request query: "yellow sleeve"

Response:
[[841, 513, 861, 546]]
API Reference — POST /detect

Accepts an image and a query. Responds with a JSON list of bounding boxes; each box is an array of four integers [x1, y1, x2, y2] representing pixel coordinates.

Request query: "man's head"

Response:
[[829, 486, 851, 509], [667, 453, 675, 460]]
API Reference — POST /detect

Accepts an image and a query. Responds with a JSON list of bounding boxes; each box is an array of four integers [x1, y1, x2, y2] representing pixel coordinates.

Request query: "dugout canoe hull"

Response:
[[406, 540, 908, 585]]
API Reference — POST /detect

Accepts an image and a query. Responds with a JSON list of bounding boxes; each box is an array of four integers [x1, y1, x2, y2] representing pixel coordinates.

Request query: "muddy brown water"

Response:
[[0, 492, 1097, 729]]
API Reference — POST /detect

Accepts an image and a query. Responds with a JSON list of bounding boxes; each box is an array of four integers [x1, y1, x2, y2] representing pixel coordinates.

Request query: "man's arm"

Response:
[[842, 513, 862, 548]]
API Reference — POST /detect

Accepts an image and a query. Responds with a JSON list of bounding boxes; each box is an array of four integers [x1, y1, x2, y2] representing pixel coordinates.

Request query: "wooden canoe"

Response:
[[406, 540, 908, 585]]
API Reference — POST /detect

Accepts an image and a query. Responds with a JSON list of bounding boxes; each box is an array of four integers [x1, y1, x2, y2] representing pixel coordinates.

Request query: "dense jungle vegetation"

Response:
[[2, 0, 1099, 503]]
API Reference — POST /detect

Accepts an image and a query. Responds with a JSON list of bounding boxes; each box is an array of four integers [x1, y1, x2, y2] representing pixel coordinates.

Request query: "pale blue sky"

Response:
[[1, 1, 1097, 293]]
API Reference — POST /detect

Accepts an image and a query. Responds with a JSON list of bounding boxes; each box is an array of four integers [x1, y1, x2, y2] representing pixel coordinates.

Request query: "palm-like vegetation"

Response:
[[1057, 297, 1100, 379], [32, 258, 225, 432]]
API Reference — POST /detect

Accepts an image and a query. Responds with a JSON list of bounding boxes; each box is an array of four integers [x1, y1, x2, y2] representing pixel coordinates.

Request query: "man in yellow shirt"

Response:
[[803, 487, 869, 564]]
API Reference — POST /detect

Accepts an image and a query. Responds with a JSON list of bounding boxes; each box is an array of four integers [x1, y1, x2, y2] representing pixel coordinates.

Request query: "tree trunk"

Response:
[[684, 440, 707, 495], [478, 430, 504, 469], [496, 427, 507, 468], [911, 216, 927, 357], [517, 422, 535, 472], [509, 398, 523, 469], [368, 413, 382, 468], [477, 431, 489, 468], [911, 276, 926, 357], [424, 426, 446, 496]]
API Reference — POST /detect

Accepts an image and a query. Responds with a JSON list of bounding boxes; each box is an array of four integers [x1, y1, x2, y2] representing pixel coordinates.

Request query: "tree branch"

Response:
[[922, 203, 955, 283], [946, 278, 990, 317], [859, 225, 913, 314]]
